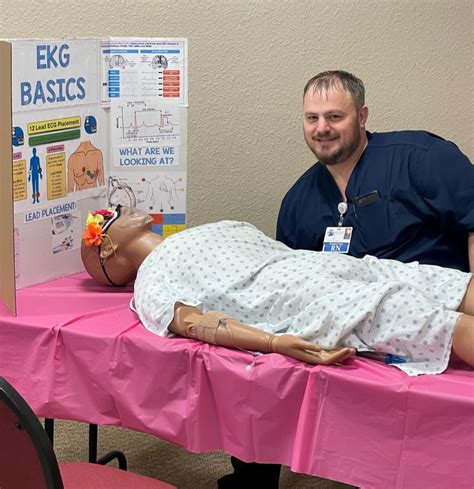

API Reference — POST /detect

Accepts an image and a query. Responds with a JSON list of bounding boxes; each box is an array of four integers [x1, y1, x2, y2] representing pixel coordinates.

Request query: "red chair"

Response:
[[0, 376, 176, 489]]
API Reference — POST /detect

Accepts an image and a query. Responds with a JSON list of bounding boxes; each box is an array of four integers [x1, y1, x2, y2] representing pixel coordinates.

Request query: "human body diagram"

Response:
[[28, 148, 43, 203], [107, 172, 185, 213]]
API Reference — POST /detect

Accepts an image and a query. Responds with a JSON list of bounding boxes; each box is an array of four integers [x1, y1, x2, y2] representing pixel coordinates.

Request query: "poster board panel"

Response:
[[11, 39, 108, 289], [0, 42, 16, 314], [9, 37, 188, 290]]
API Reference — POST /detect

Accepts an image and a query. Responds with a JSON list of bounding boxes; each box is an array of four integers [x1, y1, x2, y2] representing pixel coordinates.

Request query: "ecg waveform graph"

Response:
[[116, 105, 179, 142]]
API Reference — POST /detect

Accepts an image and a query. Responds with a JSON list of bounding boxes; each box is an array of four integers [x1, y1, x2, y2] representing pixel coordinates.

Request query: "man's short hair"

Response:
[[304, 70, 365, 111]]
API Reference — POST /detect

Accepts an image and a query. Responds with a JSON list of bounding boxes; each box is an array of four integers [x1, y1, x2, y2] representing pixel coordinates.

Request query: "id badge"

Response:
[[322, 227, 352, 253]]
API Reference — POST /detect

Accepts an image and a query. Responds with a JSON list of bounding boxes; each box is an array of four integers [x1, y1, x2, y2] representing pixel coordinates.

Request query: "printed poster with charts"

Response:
[[0, 37, 188, 314], [108, 100, 187, 237]]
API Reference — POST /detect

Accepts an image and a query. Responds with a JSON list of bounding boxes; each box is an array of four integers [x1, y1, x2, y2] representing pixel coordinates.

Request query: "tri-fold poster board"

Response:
[[0, 37, 188, 314]]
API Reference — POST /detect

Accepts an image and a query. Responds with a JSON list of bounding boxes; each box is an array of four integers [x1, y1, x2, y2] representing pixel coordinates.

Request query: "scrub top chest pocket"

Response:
[[347, 190, 428, 259]]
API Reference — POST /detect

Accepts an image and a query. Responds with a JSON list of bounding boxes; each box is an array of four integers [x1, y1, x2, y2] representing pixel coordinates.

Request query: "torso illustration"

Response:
[[152, 55, 168, 69], [67, 140, 105, 192], [107, 173, 185, 213]]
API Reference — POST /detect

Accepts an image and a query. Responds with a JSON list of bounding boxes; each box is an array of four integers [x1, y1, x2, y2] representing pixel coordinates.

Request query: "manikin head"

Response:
[[303, 70, 368, 166], [81, 205, 159, 286]]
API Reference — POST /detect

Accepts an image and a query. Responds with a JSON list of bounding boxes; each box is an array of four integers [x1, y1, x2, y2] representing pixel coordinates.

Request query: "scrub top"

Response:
[[277, 131, 474, 271]]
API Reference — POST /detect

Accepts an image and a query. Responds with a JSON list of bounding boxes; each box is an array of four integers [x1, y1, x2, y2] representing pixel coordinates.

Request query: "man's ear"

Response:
[[99, 237, 118, 260], [359, 105, 368, 127]]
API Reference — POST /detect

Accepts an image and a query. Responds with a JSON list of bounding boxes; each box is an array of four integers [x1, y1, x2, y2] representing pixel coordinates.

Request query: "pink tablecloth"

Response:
[[0, 273, 473, 489]]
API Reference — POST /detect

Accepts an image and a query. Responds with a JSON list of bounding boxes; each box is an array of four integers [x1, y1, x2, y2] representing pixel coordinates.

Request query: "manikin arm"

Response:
[[170, 303, 355, 365]]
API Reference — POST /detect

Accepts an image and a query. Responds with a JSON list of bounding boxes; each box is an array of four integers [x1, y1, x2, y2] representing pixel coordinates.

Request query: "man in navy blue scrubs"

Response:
[[278, 70, 474, 272], [219, 70, 474, 488]]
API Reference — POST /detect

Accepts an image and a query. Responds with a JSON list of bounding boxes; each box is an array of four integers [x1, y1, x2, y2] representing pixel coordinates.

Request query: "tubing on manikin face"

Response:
[[97, 205, 122, 286]]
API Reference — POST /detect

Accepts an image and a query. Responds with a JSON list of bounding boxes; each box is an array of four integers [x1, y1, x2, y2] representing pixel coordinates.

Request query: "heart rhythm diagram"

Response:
[[114, 101, 180, 144]]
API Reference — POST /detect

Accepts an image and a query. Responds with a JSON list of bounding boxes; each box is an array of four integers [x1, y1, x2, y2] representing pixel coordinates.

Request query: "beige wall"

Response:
[[1, 0, 472, 237]]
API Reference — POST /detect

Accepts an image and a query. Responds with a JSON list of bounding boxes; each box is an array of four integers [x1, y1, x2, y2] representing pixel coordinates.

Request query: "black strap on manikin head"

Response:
[[97, 205, 122, 286]]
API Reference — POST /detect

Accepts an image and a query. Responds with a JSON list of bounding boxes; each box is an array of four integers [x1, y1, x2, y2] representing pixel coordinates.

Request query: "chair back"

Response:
[[0, 377, 64, 489]]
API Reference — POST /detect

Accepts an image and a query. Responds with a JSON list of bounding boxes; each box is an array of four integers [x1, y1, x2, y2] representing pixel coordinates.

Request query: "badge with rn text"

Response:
[[322, 227, 352, 253]]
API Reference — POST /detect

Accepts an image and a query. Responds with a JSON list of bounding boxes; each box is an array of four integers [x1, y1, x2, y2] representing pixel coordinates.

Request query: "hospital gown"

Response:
[[133, 221, 471, 376]]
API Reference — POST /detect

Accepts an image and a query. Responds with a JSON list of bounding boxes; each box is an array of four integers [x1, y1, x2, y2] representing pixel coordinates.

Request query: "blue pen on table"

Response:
[[357, 351, 407, 364]]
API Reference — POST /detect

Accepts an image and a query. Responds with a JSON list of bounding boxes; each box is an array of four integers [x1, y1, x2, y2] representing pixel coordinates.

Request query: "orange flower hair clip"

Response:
[[82, 208, 117, 247]]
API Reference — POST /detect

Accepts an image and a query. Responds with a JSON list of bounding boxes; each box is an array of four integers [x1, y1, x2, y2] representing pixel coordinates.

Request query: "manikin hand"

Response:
[[271, 334, 356, 365]]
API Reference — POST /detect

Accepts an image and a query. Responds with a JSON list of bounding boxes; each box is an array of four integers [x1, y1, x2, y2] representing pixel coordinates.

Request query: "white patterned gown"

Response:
[[133, 221, 471, 376]]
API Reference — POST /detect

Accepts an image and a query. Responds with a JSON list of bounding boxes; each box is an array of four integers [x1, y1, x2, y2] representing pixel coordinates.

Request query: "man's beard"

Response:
[[312, 126, 362, 166]]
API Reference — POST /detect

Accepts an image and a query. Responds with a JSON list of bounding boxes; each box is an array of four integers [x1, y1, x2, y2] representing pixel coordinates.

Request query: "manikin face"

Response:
[[303, 86, 368, 166], [107, 206, 154, 245], [81, 206, 156, 286]]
